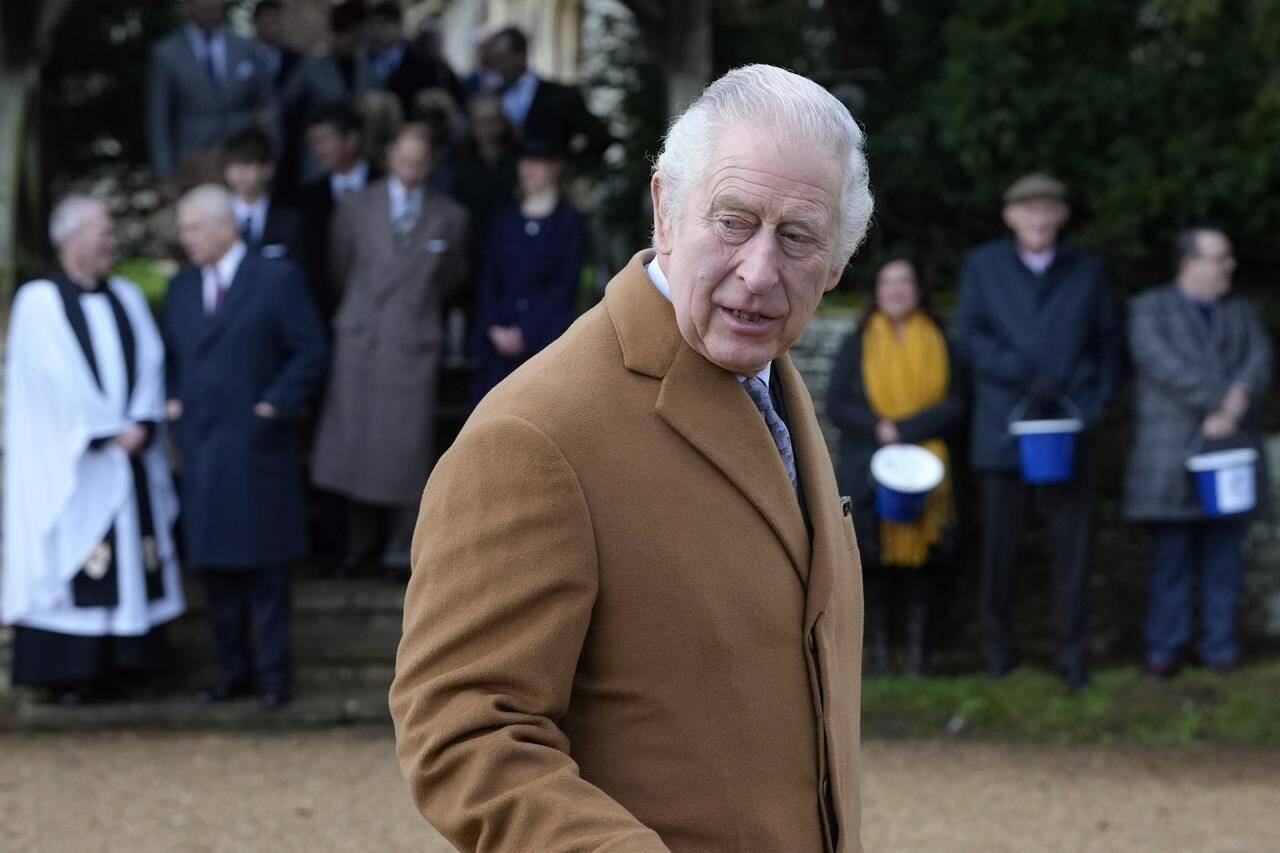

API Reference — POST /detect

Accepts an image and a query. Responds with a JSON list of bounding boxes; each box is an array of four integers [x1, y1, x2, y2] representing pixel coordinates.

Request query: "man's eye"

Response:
[[782, 231, 812, 244], [720, 217, 748, 230]]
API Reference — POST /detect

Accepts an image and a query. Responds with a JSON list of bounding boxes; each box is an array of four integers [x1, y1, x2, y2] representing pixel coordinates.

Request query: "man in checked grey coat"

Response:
[[1124, 226, 1272, 677], [148, 0, 278, 182]]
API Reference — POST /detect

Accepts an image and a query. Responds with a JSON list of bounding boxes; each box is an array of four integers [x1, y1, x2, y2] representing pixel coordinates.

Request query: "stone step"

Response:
[[180, 578, 407, 617], [167, 618, 402, 665], [10, 686, 392, 731]]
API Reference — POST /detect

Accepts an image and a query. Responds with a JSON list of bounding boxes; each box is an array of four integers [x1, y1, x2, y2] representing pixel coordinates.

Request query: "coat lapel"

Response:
[[199, 254, 255, 350], [607, 252, 812, 584], [776, 356, 843, 626]]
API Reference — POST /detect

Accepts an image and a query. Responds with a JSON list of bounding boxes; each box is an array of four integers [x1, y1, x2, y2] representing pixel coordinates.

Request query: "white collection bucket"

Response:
[[1186, 447, 1258, 516], [870, 444, 945, 523]]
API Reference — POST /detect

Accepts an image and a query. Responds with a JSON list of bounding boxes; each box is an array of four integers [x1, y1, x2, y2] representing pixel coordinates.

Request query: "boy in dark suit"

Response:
[[223, 128, 306, 266]]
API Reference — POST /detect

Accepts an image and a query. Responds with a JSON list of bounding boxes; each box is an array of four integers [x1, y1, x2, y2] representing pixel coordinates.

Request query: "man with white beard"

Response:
[[2, 194, 185, 704]]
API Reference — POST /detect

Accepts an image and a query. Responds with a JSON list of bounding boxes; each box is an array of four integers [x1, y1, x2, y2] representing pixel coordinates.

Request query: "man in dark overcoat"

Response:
[[952, 173, 1122, 689], [1124, 226, 1272, 676], [163, 184, 328, 709], [310, 124, 468, 576]]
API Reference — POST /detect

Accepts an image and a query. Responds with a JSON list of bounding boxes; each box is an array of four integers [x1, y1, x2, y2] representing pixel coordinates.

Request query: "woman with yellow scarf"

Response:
[[828, 259, 966, 676]]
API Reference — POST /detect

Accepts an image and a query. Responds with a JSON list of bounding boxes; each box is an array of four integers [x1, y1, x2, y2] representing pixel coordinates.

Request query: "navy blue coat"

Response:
[[952, 238, 1122, 472], [163, 253, 328, 569], [470, 200, 585, 404]]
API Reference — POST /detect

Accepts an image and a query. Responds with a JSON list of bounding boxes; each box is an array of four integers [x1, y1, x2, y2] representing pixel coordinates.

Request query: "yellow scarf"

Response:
[[861, 310, 953, 568]]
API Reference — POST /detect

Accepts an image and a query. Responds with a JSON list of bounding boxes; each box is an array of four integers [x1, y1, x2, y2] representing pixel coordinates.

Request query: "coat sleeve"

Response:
[[1127, 295, 1224, 413], [147, 45, 175, 180], [951, 255, 1035, 390], [161, 278, 183, 404], [1071, 270, 1123, 423], [390, 414, 670, 853], [260, 263, 329, 418], [1234, 299, 1273, 404], [825, 329, 878, 436], [895, 338, 969, 444]]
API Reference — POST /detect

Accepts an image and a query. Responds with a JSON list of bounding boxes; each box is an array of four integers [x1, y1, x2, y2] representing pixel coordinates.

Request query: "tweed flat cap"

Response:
[[1003, 172, 1067, 205]]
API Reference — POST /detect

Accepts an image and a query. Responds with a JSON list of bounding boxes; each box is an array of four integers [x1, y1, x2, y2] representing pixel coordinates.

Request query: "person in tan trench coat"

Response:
[[390, 65, 873, 852], [311, 123, 468, 574]]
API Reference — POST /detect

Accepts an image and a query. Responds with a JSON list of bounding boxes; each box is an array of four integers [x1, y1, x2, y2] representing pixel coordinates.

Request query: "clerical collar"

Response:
[[52, 265, 108, 294], [644, 256, 772, 386]]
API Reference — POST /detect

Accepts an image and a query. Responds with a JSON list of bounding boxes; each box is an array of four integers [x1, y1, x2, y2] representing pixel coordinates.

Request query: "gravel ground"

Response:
[[2, 729, 1277, 852]]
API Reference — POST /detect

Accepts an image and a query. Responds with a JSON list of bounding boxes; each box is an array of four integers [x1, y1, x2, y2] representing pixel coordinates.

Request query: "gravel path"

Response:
[[3, 729, 1276, 852]]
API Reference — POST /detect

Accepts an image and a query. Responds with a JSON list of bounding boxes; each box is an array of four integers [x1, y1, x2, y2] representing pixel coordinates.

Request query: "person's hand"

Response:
[[875, 419, 901, 445], [253, 401, 278, 419], [1028, 373, 1062, 404], [166, 399, 183, 421], [488, 326, 526, 358], [113, 423, 149, 456], [1202, 411, 1237, 439], [1221, 383, 1250, 421]]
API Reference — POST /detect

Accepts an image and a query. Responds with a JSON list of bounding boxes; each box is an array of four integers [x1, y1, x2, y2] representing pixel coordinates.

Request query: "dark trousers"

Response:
[[201, 567, 292, 694], [1146, 521, 1245, 666], [979, 465, 1093, 673], [344, 500, 417, 572]]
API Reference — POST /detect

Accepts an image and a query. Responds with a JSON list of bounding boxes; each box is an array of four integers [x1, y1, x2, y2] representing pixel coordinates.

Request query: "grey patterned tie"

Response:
[[741, 375, 798, 493]]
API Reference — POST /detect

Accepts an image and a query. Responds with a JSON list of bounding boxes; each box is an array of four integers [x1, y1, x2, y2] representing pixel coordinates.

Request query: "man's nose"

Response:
[[737, 231, 782, 295]]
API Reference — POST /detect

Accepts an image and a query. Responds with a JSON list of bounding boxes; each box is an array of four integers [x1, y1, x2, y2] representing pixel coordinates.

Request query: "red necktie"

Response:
[[211, 269, 227, 315]]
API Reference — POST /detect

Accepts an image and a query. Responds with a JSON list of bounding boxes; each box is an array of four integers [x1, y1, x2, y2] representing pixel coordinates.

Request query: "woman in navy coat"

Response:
[[470, 138, 585, 405]]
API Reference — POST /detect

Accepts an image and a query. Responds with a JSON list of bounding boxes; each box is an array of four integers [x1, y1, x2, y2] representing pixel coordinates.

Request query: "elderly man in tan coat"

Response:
[[390, 65, 873, 852]]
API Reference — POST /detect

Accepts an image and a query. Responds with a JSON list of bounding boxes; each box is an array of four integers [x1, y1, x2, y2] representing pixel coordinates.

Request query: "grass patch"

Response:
[[862, 660, 1280, 747]]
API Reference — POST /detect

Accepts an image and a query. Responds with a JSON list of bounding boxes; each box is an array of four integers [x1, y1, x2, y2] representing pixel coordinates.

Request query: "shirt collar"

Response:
[[185, 23, 225, 48], [644, 256, 772, 387], [208, 240, 246, 285], [1016, 244, 1056, 276], [233, 196, 267, 220]]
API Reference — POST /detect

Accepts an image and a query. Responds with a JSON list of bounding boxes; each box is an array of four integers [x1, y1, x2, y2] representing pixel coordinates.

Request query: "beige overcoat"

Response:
[[391, 251, 864, 852], [311, 178, 468, 505]]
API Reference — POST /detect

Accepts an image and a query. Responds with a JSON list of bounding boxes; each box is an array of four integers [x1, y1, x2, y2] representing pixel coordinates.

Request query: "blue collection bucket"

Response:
[[1186, 446, 1258, 517], [1008, 396, 1084, 485], [870, 444, 945, 523]]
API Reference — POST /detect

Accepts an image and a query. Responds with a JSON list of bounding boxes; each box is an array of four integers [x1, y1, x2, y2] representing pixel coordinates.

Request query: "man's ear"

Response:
[[651, 174, 673, 254], [822, 263, 843, 294]]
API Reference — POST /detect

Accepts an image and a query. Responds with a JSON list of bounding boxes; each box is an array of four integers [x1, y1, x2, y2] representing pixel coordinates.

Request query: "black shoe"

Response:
[[259, 690, 292, 710], [196, 679, 253, 704]]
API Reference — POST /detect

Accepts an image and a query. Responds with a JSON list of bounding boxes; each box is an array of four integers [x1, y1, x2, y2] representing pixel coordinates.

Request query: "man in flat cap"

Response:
[[952, 172, 1121, 690]]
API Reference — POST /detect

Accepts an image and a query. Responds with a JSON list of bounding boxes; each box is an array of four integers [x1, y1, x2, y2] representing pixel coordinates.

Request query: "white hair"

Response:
[[653, 64, 874, 266], [178, 182, 236, 225], [49, 194, 109, 248]]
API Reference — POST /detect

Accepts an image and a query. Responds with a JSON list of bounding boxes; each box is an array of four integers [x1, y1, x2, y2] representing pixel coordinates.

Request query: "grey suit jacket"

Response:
[[1123, 283, 1273, 521], [147, 26, 278, 180]]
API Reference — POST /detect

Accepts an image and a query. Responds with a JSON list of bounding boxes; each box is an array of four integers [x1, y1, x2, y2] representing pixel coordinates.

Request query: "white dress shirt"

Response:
[[233, 197, 269, 245], [329, 160, 370, 201], [645, 257, 772, 386], [202, 240, 247, 315], [388, 179, 424, 229], [502, 70, 541, 128], [1017, 245, 1056, 276]]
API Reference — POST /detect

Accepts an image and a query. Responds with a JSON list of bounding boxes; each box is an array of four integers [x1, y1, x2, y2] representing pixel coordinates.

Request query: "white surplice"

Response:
[[1, 277, 185, 636]]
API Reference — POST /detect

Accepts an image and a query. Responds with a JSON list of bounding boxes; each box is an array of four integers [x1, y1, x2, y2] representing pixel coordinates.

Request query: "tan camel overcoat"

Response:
[[390, 251, 864, 852], [311, 178, 468, 505]]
